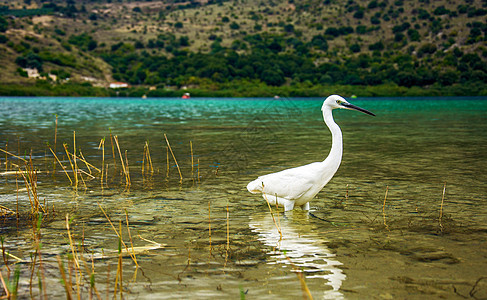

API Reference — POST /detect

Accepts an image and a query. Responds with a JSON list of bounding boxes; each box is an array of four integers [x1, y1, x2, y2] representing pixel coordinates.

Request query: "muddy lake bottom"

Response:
[[0, 97, 486, 299]]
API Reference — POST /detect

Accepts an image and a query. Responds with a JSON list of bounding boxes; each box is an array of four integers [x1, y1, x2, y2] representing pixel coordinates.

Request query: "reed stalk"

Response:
[[0, 269, 11, 299], [142, 144, 146, 175], [79, 151, 92, 175], [106, 264, 110, 300], [165, 147, 169, 179], [66, 214, 80, 271], [124, 150, 131, 186], [78, 252, 102, 300], [142, 141, 154, 176], [105, 164, 108, 188], [146, 142, 153, 175], [64, 144, 77, 189], [19, 169, 35, 215], [56, 255, 73, 300], [296, 270, 313, 300], [73, 132, 79, 190], [382, 186, 390, 232], [190, 141, 194, 178], [79, 172, 88, 189], [109, 129, 116, 169], [262, 183, 282, 239], [97, 203, 138, 265], [284, 256, 313, 300], [1, 236, 10, 272], [164, 134, 182, 183], [0, 205, 15, 216], [223, 201, 230, 268], [113, 136, 129, 186], [49, 148, 73, 185], [28, 152, 41, 214], [0, 148, 27, 163], [197, 158, 200, 182], [208, 199, 212, 255], [114, 221, 123, 300], [124, 209, 138, 268], [66, 214, 84, 299], [4, 138, 7, 172], [29, 252, 37, 298], [16, 171, 19, 222], [275, 197, 281, 235], [54, 114, 58, 152], [98, 138, 105, 188], [36, 230, 47, 300], [226, 202, 230, 251], [439, 182, 446, 233], [78, 169, 95, 179]]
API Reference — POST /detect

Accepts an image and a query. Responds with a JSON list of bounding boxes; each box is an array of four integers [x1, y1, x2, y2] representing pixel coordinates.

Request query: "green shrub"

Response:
[[17, 67, 28, 77]]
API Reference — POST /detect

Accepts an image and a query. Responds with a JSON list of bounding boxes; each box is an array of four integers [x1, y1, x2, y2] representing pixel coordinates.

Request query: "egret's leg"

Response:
[[300, 202, 310, 211], [280, 199, 295, 211]]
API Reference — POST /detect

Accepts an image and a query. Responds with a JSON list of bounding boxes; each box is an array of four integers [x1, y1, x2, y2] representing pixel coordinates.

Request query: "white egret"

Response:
[[246, 95, 375, 211]]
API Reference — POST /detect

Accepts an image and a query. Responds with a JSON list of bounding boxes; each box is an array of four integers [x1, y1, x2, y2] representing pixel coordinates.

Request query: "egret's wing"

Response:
[[251, 162, 321, 200]]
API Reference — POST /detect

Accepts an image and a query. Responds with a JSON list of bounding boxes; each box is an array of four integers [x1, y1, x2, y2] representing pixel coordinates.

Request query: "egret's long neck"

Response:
[[322, 107, 343, 168]]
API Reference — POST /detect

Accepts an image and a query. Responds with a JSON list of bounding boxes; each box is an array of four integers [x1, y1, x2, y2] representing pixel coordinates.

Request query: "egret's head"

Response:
[[322, 95, 375, 116]]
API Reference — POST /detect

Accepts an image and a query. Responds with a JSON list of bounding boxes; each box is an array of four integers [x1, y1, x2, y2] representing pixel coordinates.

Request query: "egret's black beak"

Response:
[[341, 102, 375, 116]]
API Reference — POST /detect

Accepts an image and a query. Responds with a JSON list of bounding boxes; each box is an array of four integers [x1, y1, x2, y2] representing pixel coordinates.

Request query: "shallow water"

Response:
[[0, 96, 486, 299]]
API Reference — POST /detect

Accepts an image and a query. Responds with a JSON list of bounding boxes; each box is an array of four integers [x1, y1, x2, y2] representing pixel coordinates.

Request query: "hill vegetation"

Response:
[[0, 0, 486, 97]]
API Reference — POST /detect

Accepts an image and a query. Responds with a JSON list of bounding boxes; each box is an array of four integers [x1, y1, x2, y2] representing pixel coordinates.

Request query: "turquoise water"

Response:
[[0, 97, 486, 299]]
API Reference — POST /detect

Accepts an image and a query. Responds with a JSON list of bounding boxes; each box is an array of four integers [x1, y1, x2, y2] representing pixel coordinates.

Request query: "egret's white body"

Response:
[[246, 95, 374, 211]]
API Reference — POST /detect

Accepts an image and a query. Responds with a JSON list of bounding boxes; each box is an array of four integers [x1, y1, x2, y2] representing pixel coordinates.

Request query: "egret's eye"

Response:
[[336, 100, 341, 104]]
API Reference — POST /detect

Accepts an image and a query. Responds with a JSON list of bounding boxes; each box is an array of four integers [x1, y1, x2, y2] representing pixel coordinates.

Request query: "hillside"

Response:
[[0, 0, 486, 96]]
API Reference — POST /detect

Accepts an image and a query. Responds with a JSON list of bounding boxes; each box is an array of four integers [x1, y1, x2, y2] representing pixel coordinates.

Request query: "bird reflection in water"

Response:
[[249, 211, 346, 299]]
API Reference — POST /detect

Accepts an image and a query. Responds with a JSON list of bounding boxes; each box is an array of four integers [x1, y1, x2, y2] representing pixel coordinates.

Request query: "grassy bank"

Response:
[[1, 81, 487, 98]]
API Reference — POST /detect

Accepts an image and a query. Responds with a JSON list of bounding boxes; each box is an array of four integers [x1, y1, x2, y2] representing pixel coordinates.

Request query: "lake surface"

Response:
[[0, 96, 486, 299]]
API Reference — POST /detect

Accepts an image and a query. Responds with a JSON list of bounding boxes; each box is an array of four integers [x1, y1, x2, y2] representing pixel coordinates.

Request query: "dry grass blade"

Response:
[[439, 182, 446, 232], [113, 136, 130, 186], [0, 269, 11, 299], [143, 141, 154, 175], [19, 168, 46, 215], [73, 131, 79, 189], [284, 256, 313, 300], [0, 148, 27, 163], [54, 114, 58, 152], [49, 148, 73, 185], [63, 143, 77, 189], [4, 139, 8, 172], [98, 138, 105, 187], [190, 141, 194, 177], [0, 205, 15, 215], [164, 134, 182, 182], [79, 150, 91, 174], [66, 214, 80, 271], [56, 255, 73, 300], [76, 151, 101, 173], [97, 203, 138, 265], [124, 209, 138, 268], [78, 169, 95, 179], [382, 186, 390, 232], [165, 147, 169, 179], [109, 129, 116, 168], [297, 272, 313, 300], [262, 183, 282, 239], [208, 199, 212, 256], [124, 150, 131, 186]]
